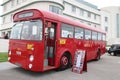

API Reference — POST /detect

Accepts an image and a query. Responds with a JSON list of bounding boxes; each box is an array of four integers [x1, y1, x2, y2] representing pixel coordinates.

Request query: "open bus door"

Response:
[[44, 21, 57, 70]]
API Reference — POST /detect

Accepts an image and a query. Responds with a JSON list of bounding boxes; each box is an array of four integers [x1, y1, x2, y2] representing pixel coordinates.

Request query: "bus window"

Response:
[[92, 31, 97, 40], [10, 22, 23, 39], [11, 20, 42, 40], [102, 34, 106, 41], [98, 33, 102, 40], [21, 24, 29, 39], [75, 27, 84, 39], [49, 24, 55, 39], [21, 20, 43, 40], [61, 23, 74, 38], [85, 30, 91, 40]]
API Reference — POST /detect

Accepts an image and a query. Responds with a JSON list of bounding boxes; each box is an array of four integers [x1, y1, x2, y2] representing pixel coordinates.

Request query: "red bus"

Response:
[[8, 9, 106, 72]]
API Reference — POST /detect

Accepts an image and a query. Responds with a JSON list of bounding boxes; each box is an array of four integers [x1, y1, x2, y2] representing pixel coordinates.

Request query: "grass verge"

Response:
[[0, 52, 8, 62]]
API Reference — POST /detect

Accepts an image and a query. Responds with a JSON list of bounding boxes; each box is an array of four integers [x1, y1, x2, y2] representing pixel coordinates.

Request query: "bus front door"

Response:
[[44, 22, 57, 68]]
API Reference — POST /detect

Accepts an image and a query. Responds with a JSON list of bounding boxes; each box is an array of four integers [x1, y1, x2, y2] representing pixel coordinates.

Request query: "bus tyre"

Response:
[[95, 51, 101, 61], [59, 53, 70, 70]]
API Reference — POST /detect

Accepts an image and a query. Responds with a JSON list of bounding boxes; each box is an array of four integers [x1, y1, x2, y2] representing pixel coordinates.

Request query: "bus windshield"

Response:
[[10, 20, 43, 40]]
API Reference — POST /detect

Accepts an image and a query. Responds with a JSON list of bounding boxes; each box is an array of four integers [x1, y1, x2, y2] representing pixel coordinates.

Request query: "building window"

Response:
[[11, 0, 14, 7], [19, 0, 22, 3], [8, 31, 11, 38], [71, 5, 76, 13], [116, 14, 119, 38], [94, 14, 96, 19], [22, 0, 27, 1], [105, 17, 108, 22], [88, 22, 91, 26], [88, 12, 91, 18], [80, 8, 84, 16], [105, 26, 108, 32], [2, 32, 5, 37], [94, 24, 96, 27], [17, 0, 19, 4], [2, 17, 6, 24], [3, 5, 7, 11], [80, 21, 84, 23], [49, 5, 62, 14], [11, 14, 13, 21]]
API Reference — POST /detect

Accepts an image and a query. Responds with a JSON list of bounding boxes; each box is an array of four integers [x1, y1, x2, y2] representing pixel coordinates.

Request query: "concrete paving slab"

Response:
[[0, 62, 17, 71]]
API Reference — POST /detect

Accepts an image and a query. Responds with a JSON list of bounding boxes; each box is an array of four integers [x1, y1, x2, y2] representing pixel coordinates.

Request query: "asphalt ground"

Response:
[[0, 53, 120, 80]]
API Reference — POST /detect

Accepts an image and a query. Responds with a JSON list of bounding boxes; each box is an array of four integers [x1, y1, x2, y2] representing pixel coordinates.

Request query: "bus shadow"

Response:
[[9, 58, 105, 77], [12, 67, 67, 77]]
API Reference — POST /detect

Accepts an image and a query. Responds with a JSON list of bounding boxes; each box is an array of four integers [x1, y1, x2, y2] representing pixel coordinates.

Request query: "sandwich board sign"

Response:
[[72, 50, 87, 74]]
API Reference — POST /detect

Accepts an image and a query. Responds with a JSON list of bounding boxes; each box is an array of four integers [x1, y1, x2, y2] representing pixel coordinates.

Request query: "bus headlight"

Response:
[[9, 51, 11, 55], [8, 57, 11, 61], [29, 64, 32, 69], [29, 55, 34, 62]]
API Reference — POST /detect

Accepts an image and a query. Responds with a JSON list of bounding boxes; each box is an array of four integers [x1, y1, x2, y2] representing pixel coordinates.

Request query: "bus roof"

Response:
[[13, 9, 106, 34]]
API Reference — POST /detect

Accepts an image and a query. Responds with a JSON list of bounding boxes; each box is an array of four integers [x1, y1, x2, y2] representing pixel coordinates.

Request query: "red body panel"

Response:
[[9, 40, 45, 71]]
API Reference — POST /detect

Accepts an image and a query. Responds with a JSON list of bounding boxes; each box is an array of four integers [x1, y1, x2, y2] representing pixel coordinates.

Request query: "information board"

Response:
[[72, 50, 87, 74]]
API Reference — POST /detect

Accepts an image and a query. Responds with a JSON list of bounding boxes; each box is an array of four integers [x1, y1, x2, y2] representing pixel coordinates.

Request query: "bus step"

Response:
[[43, 66, 55, 71]]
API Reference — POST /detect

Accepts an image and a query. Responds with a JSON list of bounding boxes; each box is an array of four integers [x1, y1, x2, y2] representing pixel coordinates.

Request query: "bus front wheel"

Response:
[[59, 53, 70, 70]]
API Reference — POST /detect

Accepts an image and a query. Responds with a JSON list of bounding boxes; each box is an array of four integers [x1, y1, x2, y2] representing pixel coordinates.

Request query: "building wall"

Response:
[[101, 6, 120, 45], [0, 0, 110, 43], [63, 0, 101, 29], [100, 10, 111, 44], [1, 0, 64, 37]]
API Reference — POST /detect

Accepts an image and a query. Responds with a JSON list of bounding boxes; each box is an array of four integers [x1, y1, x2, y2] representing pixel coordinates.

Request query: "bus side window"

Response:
[[85, 30, 91, 40], [61, 23, 74, 38], [75, 27, 84, 39], [67, 34, 73, 38], [102, 34, 106, 41], [92, 31, 97, 40], [98, 33, 102, 40]]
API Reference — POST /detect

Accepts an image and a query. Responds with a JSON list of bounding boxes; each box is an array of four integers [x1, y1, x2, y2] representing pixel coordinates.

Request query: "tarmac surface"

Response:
[[0, 54, 120, 80]]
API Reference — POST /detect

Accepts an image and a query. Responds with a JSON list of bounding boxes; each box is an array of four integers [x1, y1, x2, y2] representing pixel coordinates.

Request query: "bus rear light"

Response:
[[29, 55, 34, 62], [29, 64, 32, 69]]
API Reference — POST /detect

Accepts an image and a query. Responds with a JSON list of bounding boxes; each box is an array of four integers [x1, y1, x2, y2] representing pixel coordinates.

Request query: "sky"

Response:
[[85, 0, 120, 8]]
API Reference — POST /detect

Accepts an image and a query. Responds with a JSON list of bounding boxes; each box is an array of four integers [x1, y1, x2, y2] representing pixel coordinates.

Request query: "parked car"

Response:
[[107, 44, 120, 56]]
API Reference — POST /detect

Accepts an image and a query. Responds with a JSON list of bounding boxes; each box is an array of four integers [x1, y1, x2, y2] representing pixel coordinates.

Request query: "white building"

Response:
[[101, 6, 120, 45], [0, 0, 110, 43], [100, 10, 111, 44]]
